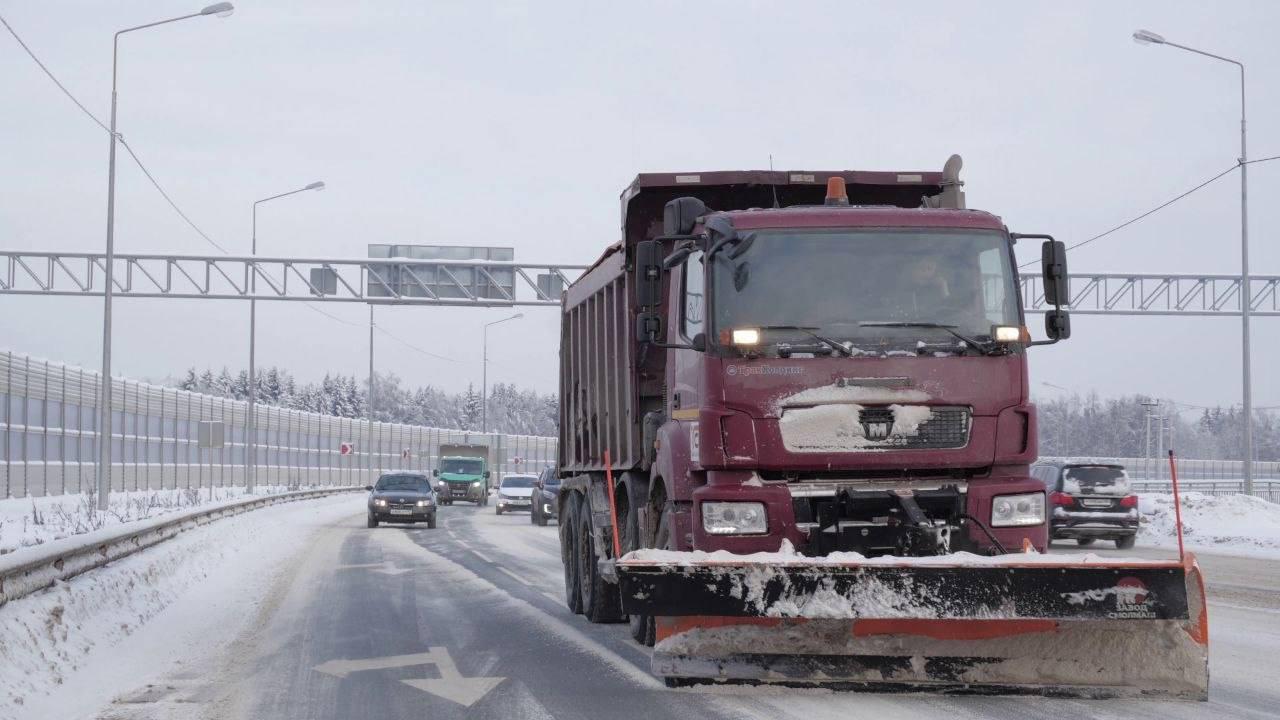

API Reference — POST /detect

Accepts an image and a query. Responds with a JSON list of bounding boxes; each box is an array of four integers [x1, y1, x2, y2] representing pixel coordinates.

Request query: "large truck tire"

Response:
[[560, 492, 584, 614], [627, 501, 669, 646], [1115, 535, 1136, 550], [577, 498, 624, 623]]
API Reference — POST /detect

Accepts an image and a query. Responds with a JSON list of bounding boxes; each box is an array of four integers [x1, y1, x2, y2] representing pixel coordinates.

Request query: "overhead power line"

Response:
[[1019, 155, 1280, 269], [3, 13, 462, 364]]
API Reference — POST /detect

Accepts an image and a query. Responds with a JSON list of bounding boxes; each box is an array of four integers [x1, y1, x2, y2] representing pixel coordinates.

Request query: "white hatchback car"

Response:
[[495, 474, 538, 515]]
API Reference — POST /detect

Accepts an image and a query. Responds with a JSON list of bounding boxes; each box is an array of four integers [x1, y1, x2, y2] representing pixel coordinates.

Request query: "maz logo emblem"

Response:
[[863, 422, 892, 440]]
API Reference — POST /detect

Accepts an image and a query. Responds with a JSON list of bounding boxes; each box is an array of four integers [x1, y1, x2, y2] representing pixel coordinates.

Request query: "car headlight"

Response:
[[991, 492, 1045, 527], [373, 498, 387, 507], [701, 501, 767, 535], [417, 499, 432, 507], [471, 481, 481, 488]]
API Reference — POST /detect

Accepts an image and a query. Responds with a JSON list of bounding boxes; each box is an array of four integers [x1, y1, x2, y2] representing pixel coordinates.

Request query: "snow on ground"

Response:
[[1139, 491, 1280, 559], [0, 485, 332, 558], [0, 494, 360, 720]]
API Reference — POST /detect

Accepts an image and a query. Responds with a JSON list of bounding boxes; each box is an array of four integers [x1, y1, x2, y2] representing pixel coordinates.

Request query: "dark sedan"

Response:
[[530, 467, 562, 526], [367, 472, 438, 528]]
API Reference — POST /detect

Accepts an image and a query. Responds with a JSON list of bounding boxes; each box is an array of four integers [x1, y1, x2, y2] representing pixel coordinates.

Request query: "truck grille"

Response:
[[858, 406, 970, 449]]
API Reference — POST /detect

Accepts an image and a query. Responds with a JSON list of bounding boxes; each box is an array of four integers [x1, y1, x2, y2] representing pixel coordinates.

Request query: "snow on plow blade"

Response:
[[617, 552, 1209, 699]]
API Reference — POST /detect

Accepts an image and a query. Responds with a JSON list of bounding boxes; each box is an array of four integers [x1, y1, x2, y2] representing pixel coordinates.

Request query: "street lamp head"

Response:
[[1132, 29, 1166, 46], [201, 2, 235, 17], [305, 181, 326, 191]]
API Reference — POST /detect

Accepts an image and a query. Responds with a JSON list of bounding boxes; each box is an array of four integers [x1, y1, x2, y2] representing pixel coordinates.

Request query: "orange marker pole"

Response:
[[604, 449, 622, 558], [1168, 450, 1185, 561]]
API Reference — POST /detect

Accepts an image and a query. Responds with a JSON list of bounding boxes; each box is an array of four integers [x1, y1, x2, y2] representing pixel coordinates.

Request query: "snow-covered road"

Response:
[[3, 498, 1277, 719]]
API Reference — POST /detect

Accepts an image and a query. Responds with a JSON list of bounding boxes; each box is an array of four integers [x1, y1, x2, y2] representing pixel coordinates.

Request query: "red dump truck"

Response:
[[555, 157, 1208, 698]]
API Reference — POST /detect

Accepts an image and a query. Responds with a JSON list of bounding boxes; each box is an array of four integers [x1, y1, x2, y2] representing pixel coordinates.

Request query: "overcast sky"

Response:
[[3, 1, 1279, 415]]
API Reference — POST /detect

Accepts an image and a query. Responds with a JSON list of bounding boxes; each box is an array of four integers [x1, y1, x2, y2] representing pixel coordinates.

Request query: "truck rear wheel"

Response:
[[577, 499, 624, 623], [1115, 535, 1136, 550], [560, 493, 583, 614]]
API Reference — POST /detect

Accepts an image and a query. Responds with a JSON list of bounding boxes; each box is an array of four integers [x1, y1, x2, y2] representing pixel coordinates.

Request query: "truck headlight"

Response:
[[471, 481, 481, 488], [991, 492, 1045, 527], [702, 501, 767, 535]]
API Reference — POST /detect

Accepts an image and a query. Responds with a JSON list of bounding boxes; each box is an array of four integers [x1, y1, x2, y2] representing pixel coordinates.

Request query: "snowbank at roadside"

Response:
[[1139, 492, 1280, 559], [0, 493, 359, 720], [0, 485, 333, 558]]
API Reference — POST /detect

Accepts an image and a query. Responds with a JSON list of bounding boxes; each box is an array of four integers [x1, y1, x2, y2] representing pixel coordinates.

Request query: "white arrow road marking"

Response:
[[313, 647, 505, 707], [335, 560, 412, 575], [313, 651, 439, 679], [401, 647, 506, 707]]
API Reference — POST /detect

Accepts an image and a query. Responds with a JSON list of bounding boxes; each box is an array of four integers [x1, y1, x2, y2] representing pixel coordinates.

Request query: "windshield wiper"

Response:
[[755, 325, 854, 357], [858, 321, 1003, 356]]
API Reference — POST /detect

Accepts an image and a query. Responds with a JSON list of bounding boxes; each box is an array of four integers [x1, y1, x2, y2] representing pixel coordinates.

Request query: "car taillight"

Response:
[[1050, 491, 1074, 507], [1119, 495, 1138, 509]]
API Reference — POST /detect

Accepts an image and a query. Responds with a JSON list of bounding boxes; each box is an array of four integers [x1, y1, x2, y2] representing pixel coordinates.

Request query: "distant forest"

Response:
[[174, 366, 558, 437], [1037, 393, 1280, 461]]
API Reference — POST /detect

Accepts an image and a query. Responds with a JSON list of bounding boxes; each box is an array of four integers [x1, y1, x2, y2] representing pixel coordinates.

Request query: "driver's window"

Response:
[[683, 251, 705, 338]]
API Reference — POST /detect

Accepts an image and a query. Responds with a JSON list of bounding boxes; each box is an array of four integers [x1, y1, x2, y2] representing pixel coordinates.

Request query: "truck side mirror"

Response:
[[664, 197, 707, 236], [1041, 239, 1070, 306], [432, 468, 439, 477], [635, 239, 663, 308], [691, 333, 706, 352], [1045, 309, 1071, 340], [484, 470, 491, 479]]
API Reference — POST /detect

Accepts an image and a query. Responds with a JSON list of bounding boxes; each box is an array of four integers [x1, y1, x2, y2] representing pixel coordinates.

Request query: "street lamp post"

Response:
[[1133, 29, 1254, 495], [247, 181, 324, 493], [96, 2, 235, 511], [482, 313, 523, 433]]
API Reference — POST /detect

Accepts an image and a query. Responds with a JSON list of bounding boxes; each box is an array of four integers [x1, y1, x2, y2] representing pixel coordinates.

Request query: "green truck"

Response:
[[432, 443, 491, 505]]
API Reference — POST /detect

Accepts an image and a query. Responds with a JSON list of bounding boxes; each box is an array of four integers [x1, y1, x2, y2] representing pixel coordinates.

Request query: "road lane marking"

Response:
[[314, 647, 504, 707], [470, 548, 495, 563], [335, 560, 412, 575], [497, 565, 532, 586]]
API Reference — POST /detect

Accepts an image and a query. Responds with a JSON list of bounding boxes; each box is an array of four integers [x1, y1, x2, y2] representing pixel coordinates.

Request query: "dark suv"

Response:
[[1032, 461, 1138, 549], [530, 467, 562, 526], [366, 472, 438, 529]]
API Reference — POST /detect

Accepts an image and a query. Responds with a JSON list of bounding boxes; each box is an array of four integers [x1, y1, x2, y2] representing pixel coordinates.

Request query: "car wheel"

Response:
[[367, 513, 379, 529], [561, 492, 583, 614], [427, 515, 437, 529], [537, 512, 548, 527], [1115, 535, 1136, 550], [496, 505, 503, 515], [531, 504, 539, 524], [1076, 538, 1096, 547]]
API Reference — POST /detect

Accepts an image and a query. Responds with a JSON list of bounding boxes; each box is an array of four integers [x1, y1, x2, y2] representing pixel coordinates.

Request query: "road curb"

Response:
[[0, 486, 363, 607]]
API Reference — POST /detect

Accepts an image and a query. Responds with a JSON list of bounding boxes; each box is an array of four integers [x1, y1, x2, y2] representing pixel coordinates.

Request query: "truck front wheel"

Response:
[[628, 501, 668, 646], [577, 497, 624, 624], [561, 493, 583, 614]]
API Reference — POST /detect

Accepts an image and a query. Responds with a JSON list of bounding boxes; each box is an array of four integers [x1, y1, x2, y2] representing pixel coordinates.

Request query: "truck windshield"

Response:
[[440, 459, 483, 474], [709, 229, 1020, 353]]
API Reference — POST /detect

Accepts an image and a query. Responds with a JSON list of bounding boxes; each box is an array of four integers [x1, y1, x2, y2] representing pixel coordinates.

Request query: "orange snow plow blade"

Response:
[[617, 552, 1209, 699]]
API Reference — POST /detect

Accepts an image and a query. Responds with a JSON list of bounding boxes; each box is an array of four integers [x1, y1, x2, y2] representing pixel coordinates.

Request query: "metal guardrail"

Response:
[[0, 486, 363, 608], [1130, 480, 1280, 502]]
